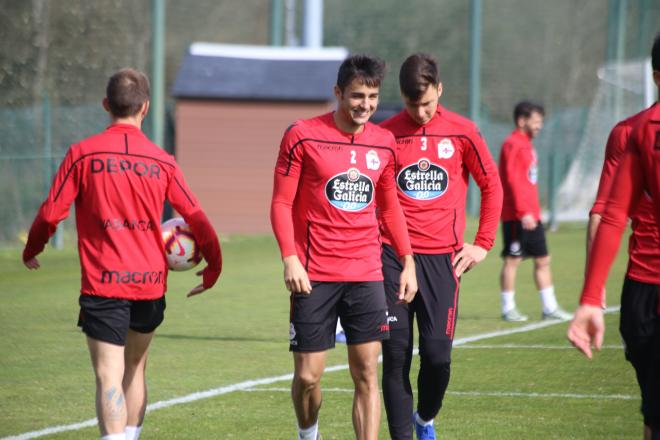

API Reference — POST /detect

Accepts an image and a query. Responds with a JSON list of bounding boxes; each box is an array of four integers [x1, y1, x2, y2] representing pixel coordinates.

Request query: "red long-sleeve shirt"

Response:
[[23, 123, 222, 300], [590, 110, 660, 286], [270, 112, 412, 281], [581, 102, 660, 308], [499, 130, 542, 221], [379, 107, 503, 253]]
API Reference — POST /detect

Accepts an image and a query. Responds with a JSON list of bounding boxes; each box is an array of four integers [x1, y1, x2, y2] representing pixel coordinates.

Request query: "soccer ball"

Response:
[[161, 218, 202, 271]]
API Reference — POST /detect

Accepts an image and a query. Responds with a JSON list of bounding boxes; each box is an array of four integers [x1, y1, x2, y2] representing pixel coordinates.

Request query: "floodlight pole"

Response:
[[151, 0, 166, 147], [467, 0, 482, 217]]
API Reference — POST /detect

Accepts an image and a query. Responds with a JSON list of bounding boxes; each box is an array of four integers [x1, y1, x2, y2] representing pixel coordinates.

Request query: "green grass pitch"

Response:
[[0, 223, 639, 439]]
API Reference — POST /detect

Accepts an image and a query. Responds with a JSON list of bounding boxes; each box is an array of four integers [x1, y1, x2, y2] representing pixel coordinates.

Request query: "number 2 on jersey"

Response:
[[350, 150, 356, 164]]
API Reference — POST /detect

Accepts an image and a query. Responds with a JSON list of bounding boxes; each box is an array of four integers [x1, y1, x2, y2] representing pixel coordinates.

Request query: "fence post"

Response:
[[547, 148, 559, 231], [43, 95, 63, 249], [467, 0, 482, 217]]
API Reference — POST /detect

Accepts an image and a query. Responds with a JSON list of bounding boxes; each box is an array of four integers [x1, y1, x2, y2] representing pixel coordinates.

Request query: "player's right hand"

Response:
[[521, 213, 537, 230], [283, 255, 312, 294], [567, 304, 605, 359], [24, 257, 40, 270]]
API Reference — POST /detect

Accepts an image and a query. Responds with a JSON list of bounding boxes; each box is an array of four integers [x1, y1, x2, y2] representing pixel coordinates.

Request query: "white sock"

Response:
[[125, 425, 142, 440], [540, 286, 558, 314], [415, 413, 434, 426], [298, 422, 318, 440], [101, 434, 126, 440], [501, 291, 515, 314]]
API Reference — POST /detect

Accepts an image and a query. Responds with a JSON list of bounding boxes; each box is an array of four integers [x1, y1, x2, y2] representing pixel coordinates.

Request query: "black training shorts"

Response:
[[382, 244, 459, 341], [500, 220, 549, 258], [619, 276, 660, 428], [289, 281, 389, 352], [78, 294, 166, 346]]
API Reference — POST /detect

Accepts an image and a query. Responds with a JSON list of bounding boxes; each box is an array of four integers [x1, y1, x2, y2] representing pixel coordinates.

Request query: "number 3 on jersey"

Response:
[[421, 137, 427, 151]]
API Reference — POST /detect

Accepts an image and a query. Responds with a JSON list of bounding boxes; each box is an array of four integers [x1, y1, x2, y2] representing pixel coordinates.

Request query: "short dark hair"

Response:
[[652, 32, 660, 71], [399, 53, 440, 101], [336, 54, 386, 92], [106, 68, 150, 117], [513, 100, 545, 123]]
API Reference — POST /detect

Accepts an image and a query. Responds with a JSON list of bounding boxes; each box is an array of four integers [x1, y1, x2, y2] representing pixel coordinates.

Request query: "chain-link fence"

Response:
[[0, 0, 657, 246]]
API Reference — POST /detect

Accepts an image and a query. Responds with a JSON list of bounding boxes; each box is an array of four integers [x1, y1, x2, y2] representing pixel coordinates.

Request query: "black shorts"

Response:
[[382, 244, 460, 342], [619, 276, 660, 428], [289, 281, 389, 352], [500, 220, 549, 258], [78, 294, 166, 346]]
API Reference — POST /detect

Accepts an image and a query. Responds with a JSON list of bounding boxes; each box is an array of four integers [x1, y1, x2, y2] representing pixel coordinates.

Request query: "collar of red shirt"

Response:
[[512, 129, 533, 142], [105, 123, 144, 134]]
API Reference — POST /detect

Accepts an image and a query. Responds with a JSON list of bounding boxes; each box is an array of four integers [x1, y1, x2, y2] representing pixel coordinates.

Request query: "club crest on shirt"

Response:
[[397, 158, 449, 200], [528, 164, 538, 184], [437, 138, 455, 159], [366, 150, 380, 170], [325, 167, 374, 211]]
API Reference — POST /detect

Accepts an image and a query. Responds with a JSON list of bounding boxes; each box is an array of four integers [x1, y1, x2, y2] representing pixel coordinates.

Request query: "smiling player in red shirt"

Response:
[[23, 69, 222, 440], [379, 53, 502, 440], [569, 34, 660, 440], [271, 54, 417, 440]]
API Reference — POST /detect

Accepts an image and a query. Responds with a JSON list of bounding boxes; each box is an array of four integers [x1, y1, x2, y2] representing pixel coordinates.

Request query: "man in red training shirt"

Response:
[[379, 53, 502, 440], [569, 34, 660, 440], [23, 69, 222, 440], [498, 101, 572, 322], [270, 54, 417, 440]]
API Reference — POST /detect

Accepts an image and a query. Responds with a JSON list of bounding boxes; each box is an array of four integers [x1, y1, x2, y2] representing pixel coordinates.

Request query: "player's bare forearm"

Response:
[[398, 254, 417, 303], [283, 255, 312, 294]]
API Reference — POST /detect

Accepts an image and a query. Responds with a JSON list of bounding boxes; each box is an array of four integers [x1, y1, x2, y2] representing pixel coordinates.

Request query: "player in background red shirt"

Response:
[[569, 34, 660, 440], [498, 102, 572, 322], [23, 69, 222, 440], [270, 55, 417, 440], [378, 53, 502, 440]]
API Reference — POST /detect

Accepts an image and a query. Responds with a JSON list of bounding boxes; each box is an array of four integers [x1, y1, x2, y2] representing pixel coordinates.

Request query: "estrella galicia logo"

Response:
[[397, 158, 448, 200], [325, 167, 374, 211]]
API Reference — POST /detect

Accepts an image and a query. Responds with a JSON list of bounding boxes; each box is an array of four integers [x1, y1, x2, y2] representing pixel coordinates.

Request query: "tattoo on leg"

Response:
[[102, 386, 126, 420]]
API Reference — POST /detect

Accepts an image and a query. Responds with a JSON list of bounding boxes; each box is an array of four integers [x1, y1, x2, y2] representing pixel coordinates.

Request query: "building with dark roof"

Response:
[[172, 43, 347, 234]]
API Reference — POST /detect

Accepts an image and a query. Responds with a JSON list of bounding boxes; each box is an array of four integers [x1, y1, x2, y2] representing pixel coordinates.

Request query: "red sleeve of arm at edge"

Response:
[[580, 143, 642, 307], [270, 172, 298, 258], [466, 131, 503, 250], [376, 181, 412, 259]]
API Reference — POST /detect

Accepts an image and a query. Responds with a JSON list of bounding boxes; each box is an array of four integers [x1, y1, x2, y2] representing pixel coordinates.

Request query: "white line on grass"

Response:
[[241, 387, 638, 401], [2, 306, 619, 440], [456, 344, 624, 350]]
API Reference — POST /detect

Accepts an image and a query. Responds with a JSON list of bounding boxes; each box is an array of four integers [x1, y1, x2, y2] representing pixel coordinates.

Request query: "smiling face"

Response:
[[403, 83, 442, 126], [333, 78, 380, 132]]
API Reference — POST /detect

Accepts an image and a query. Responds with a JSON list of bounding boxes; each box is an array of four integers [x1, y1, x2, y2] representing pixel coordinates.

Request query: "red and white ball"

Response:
[[161, 218, 202, 271]]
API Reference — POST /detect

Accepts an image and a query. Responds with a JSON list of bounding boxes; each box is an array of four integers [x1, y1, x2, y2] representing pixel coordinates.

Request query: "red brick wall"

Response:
[[175, 99, 334, 234]]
